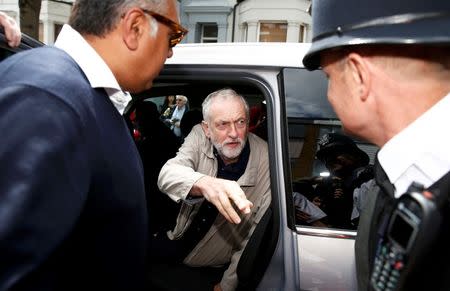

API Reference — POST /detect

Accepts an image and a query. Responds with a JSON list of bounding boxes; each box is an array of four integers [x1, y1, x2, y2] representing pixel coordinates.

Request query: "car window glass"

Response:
[[283, 68, 379, 231], [283, 68, 336, 119]]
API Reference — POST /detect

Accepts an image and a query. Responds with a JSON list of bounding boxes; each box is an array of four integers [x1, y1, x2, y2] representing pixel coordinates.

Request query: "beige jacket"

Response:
[[158, 124, 271, 291]]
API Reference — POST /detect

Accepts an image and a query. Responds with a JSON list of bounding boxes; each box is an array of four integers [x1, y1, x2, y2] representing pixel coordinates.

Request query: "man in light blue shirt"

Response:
[[169, 95, 188, 137]]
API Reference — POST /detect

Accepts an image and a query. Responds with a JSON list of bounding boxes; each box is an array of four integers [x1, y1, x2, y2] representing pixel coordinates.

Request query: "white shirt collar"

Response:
[[54, 24, 131, 114], [378, 92, 450, 196]]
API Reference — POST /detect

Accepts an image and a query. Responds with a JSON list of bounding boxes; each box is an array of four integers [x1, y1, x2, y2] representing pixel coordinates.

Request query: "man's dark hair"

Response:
[[69, 0, 166, 37]]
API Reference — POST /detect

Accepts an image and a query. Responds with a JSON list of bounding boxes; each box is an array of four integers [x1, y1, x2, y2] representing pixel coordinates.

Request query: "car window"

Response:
[[282, 68, 379, 231], [126, 83, 269, 234], [129, 84, 268, 143], [283, 68, 336, 119]]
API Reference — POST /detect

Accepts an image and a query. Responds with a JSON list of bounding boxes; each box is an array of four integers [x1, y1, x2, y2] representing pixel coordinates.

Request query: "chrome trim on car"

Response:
[[296, 226, 357, 239]]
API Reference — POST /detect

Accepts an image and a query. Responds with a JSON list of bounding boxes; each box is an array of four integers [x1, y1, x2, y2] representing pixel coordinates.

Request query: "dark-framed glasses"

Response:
[[141, 9, 188, 48]]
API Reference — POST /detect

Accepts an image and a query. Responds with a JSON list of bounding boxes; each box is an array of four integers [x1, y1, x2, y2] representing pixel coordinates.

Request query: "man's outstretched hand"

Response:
[[191, 176, 253, 224]]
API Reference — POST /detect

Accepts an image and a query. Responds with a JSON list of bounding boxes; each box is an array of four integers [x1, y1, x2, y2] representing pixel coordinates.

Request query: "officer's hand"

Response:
[[191, 176, 253, 224]]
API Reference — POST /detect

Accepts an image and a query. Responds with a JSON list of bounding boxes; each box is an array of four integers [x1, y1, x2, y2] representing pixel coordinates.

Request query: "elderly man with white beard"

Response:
[[153, 88, 271, 291]]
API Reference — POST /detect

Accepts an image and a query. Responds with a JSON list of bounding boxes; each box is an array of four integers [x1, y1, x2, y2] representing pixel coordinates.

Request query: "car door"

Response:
[[126, 65, 285, 289], [0, 30, 43, 62], [279, 67, 379, 290], [125, 45, 378, 290]]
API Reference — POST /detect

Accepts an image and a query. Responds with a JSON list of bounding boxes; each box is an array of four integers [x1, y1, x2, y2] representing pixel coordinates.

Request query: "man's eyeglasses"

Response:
[[141, 9, 188, 48]]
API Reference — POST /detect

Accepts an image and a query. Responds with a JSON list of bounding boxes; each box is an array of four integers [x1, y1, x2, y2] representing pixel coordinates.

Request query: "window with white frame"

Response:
[[200, 23, 218, 43], [259, 22, 287, 42]]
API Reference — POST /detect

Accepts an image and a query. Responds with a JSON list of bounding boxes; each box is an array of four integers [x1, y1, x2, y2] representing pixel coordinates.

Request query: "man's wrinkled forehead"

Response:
[[211, 100, 246, 117]]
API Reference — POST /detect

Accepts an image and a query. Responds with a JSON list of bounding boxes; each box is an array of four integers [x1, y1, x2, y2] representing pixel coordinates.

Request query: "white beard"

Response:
[[213, 137, 247, 161]]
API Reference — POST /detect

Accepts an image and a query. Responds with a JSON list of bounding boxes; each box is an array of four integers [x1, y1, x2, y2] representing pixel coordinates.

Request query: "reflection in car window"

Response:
[[288, 122, 378, 230], [283, 68, 336, 119], [283, 68, 379, 231]]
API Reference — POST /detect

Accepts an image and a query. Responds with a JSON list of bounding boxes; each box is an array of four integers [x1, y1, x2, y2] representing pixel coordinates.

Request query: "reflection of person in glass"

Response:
[[314, 133, 373, 229]]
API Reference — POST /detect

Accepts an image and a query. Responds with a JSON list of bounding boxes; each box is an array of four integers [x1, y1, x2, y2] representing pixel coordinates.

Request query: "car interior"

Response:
[[125, 72, 378, 288], [126, 79, 276, 290]]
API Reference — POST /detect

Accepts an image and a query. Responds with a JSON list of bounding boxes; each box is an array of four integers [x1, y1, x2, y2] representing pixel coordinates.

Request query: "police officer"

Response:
[[303, 0, 450, 290]]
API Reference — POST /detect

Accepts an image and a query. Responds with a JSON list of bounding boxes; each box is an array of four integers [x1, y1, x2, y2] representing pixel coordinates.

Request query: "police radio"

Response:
[[370, 184, 444, 291]]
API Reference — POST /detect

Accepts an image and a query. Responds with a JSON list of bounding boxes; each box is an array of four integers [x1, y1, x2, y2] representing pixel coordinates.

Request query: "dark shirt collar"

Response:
[[214, 141, 250, 181]]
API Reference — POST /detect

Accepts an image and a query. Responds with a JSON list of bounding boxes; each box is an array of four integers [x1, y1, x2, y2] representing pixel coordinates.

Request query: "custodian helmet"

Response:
[[316, 133, 369, 167], [303, 0, 450, 70]]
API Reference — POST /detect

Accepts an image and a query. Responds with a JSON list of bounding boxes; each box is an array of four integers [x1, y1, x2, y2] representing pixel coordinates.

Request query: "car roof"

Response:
[[166, 42, 311, 68]]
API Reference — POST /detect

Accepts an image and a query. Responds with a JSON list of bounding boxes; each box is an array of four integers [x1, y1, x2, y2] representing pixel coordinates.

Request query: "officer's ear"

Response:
[[121, 8, 148, 51], [201, 120, 211, 138], [345, 52, 371, 102]]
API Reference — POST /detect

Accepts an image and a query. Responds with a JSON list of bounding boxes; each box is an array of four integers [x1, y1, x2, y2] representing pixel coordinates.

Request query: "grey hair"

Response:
[[176, 95, 188, 103], [146, 15, 159, 38], [69, 0, 167, 37], [202, 88, 249, 123]]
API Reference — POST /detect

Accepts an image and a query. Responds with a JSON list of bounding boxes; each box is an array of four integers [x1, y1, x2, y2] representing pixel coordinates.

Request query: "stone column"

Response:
[[217, 23, 227, 42], [287, 21, 301, 43], [43, 20, 54, 44], [238, 23, 247, 42], [304, 24, 312, 42], [185, 23, 197, 43], [246, 21, 258, 42]]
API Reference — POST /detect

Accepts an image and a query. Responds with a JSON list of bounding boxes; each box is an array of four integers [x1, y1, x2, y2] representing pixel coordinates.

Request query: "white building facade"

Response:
[[0, 0, 312, 45], [180, 0, 312, 43], [0, 0, 73, 44]]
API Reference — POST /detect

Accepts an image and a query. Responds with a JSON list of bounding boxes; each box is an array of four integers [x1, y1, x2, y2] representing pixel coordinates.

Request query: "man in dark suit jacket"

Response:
[[0, 0, 187, 290]]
